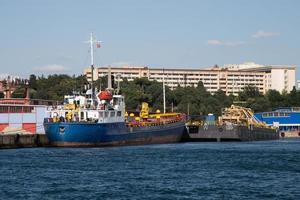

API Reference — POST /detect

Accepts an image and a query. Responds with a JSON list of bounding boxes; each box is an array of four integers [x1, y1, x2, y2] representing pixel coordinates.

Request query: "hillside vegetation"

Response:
[[6, 74, 300, 116]]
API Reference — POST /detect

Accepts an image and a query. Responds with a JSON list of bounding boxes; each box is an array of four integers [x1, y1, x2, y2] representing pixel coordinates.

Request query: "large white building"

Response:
[[84, 62, 296, 95], [224, 62, 295, 93]]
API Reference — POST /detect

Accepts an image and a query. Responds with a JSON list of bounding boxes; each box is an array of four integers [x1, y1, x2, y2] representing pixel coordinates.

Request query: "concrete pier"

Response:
[[0, 134, 50, 149]]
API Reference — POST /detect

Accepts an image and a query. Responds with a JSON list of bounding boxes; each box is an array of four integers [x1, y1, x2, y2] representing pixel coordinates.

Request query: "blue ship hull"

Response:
[[44, 121, 186, 147]]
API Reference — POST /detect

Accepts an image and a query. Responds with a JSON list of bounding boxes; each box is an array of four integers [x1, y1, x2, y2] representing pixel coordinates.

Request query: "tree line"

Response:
[[4, 74, 300, 116]]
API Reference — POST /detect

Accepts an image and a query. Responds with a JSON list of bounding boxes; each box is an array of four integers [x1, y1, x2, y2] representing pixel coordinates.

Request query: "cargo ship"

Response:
[[43, 33, 186, 147], [184, 105, 279, 141]]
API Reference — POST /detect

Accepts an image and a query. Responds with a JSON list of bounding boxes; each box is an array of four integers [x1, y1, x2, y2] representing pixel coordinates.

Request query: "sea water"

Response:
[[1, 139, 300, 200]]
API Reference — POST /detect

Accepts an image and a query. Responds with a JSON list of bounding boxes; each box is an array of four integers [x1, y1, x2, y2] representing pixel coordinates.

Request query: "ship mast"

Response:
[[88, 33, 101, 96], [89, 33, 95, 95]]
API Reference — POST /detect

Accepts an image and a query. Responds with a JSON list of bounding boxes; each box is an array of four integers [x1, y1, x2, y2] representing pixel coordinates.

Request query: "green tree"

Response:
[[266, 89, 285, 109], [238, 85, 262, 101], [11, 87, 26, 98], [29, 74, 37, 90], [248, 97, 271, 112], [286, 86, 300, 107]]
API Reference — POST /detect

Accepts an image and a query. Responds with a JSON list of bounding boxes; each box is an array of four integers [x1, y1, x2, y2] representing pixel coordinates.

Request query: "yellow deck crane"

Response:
[[218, 105, 271, 128]]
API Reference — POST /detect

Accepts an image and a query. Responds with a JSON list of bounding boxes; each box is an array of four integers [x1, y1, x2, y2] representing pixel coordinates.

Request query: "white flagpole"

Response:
[[163, 68, 166, 113]]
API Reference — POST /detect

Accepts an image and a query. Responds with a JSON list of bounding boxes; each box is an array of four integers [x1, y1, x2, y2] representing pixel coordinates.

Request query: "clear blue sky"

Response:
[[1, 0, 300, 79]]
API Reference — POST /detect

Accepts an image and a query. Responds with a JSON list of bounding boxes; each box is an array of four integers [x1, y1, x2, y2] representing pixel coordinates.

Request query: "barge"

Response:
[[185, 105, 279, 142]]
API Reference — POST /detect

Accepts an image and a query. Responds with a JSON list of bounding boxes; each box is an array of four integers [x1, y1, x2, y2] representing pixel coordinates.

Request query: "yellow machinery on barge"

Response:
[[218, 105, 272, 129]]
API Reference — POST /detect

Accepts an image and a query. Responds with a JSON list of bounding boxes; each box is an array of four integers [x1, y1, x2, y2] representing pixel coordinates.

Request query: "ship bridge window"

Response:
[[99, 111, 104, 118], [117, 111, 122, 117], [105, 111, 109, 118], [110, 111, 115, 117]]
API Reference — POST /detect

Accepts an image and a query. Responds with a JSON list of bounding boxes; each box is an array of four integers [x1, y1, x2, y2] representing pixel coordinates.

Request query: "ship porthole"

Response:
[[280, 132, 285, 138], [59, 126, 65, 133]]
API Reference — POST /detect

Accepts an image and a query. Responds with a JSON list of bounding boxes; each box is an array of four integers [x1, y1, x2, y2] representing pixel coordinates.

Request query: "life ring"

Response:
[[59, 126, 65, 133]]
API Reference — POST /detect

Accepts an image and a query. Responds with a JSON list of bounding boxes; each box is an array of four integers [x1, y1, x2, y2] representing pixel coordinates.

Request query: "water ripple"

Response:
[[1, 139, 300, 199]]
